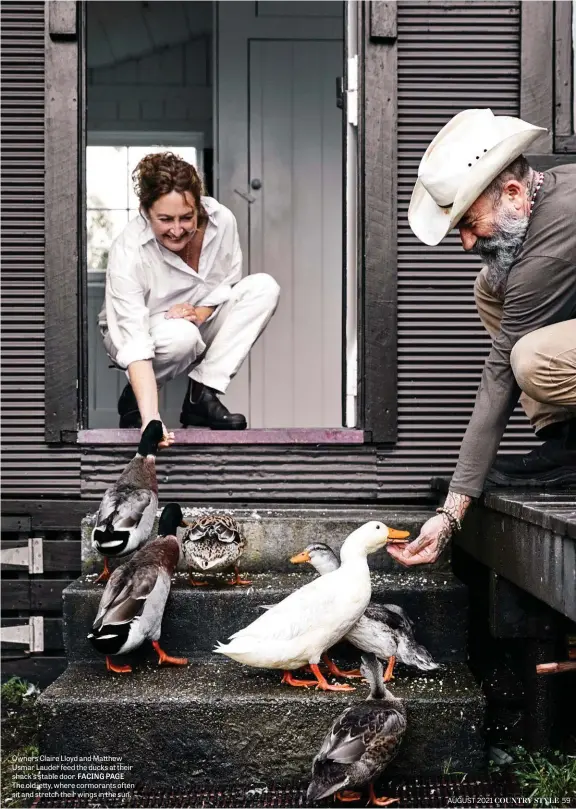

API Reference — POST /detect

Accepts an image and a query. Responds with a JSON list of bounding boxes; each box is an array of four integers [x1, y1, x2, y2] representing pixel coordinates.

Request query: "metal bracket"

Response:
[[1, 617, 44, 652], [347, 56, 358, 127], [0, 538, 44, 573]]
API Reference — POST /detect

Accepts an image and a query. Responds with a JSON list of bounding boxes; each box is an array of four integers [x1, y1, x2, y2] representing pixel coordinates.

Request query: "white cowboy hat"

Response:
[[408, 108, 546, 246]]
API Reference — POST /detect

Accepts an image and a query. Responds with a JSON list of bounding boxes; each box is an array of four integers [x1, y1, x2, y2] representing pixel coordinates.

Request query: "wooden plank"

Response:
[[76, 428, 366, 445], [48, 0, 76, 39], [1, 516, 31, 533], [44, 7, 80, 440], [2, 580, 74, 612], [520, 1, 553, 154], [360, 3, 398, 442], [1, 541, 81, 572], [0, 655, 67, 688], [554, 0, 573, 142], [555, 135, 576, 155], [370, 1, 396, 41], [1, 500, 90, 531], [1, 618, 63, 650], [526, 152, 576, 170]]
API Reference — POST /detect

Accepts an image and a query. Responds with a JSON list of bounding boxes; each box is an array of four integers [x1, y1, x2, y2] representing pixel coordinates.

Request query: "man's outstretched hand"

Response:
[[386, 513, 452, 567]]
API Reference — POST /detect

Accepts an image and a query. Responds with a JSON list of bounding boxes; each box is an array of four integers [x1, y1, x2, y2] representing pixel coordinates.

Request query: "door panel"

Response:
[[248, 41, 342, 427], [217, 2, 344, 428]]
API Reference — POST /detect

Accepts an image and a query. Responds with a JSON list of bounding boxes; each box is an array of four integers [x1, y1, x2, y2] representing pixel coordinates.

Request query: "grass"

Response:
[[1, 677, 41, 808], [490, 745, 576, 804]]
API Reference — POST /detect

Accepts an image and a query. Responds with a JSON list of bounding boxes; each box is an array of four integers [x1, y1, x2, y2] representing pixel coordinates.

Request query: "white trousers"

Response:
[[103, 273, 280, 394]]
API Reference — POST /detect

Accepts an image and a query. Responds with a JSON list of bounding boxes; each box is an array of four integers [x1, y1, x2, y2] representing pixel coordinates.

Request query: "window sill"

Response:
[[70, 428, 368, 446]]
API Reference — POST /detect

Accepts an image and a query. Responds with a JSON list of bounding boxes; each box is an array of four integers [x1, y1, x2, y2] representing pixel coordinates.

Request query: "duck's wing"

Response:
[[365, 603, 413, 633], [229, 573, 341, 641], [111, 488, 155, 530], [92, 564, 159, 630], [317, 703, 405, 765]]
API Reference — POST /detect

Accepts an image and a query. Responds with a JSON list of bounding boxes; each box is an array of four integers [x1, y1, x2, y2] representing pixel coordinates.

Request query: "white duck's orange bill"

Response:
[[290, 550, 311, 564]]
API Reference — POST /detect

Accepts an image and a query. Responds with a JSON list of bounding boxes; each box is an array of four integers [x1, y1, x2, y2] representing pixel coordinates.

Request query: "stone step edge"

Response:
[[40, 660, 485, 706]]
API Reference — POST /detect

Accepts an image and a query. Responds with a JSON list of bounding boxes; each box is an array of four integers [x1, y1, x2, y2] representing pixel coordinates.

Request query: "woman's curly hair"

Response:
[[132, 151, 207, 220]]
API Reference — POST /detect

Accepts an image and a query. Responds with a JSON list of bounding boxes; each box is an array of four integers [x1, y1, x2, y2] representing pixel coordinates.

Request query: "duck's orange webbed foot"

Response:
[[106, 656, 132, 674], [226, 565, 252, 586], [335, 790, 362, 802], [310, 664, 355, 692], [322, 654, 362, 678], [281, 670, 319, 688], [95, 558, 111, 584], [368, 784, 399, 806], [152, 641, 188, 666], [188, 574, 209, 586]]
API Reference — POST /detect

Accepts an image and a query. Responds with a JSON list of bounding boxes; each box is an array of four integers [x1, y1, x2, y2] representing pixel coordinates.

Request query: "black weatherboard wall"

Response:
[[80, 0, 526, 502], [2, 0, 80, 498], [2, 0, 526, 504]]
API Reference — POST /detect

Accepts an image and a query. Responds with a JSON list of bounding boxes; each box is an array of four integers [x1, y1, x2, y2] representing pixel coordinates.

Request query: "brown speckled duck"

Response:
[[88, 503, 189, 674], [307, 653, 406, 806], [182, 513, 251, 586]]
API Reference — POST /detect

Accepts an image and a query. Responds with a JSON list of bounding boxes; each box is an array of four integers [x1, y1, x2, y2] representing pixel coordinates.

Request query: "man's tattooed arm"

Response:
[[436, 491, 472, 551], [444, 490, 472, 521]]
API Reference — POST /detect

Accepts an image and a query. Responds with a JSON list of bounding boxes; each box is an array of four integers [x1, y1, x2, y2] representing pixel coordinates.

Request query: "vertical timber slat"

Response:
[[48, 0, 76, 39], [361, 2, 398, 442], [44, 0, 80, 440], [554, 0, 576, 153], [370, 0, 397, 41], [520, 0, 553, 155]]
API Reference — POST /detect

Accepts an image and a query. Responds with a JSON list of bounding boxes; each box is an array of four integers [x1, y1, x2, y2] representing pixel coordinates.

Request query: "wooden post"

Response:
[[44, 1, 80, 440]]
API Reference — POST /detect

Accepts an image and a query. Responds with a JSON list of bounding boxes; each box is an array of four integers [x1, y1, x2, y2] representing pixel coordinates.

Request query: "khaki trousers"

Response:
[[474, 267, 576, 433]]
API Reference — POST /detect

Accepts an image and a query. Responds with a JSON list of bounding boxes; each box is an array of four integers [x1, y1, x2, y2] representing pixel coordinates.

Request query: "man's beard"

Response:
[[472, 210, 529, 297]]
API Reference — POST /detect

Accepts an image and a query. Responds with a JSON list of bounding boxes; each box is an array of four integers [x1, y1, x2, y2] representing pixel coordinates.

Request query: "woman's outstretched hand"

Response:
[[142, 419, 174, 449], [386, 513, 452, 567]]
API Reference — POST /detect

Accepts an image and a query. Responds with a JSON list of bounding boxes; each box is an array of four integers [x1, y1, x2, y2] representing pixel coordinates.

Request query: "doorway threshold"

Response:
[[76, 428, 367, 445]]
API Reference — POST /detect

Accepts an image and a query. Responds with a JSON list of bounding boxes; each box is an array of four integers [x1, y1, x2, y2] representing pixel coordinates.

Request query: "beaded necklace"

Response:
[[529, 171, 544, 217]]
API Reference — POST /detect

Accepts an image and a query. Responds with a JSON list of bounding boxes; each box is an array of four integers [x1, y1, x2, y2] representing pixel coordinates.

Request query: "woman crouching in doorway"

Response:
[[98, 151, 280, 444]]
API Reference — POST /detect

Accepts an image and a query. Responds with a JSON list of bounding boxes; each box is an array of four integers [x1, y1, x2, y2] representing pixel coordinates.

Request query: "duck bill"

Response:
[[385, 527, 411, 544], [180, 520, 190, 527], [290, 550, 311, 564]]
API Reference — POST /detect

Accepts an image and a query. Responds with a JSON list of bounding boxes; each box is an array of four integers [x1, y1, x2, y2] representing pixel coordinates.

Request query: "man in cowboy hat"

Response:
[[387, 108, 576, 568]]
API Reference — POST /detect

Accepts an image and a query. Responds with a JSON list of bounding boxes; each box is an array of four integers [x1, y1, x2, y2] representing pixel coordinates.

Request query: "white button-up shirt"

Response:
[[98, 196, 242, 369]]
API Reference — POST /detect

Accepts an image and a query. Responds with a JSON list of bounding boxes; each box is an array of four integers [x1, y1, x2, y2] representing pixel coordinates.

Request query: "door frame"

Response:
[[43, 0, 398, 444]]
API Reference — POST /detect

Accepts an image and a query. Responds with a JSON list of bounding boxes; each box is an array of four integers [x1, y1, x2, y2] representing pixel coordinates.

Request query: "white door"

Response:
[[217, 2, 344, 428]]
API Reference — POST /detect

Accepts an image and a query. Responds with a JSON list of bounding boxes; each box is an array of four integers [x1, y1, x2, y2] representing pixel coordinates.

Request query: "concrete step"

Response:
[[81, 506, 440, 573], [38, 660, 485, 788], [64, 570, 468, 664]]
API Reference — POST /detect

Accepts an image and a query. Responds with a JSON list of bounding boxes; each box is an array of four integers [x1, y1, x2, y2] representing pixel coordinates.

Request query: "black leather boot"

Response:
[[118, 384, 142, 428], [486, 419, 576, 487], [180, 380, 247, 430]]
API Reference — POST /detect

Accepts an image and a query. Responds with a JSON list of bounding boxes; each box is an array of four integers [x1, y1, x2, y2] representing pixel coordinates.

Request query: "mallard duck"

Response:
[[182, 514, 250, 586], [91, 420, 164, 582], [291, 543, 438, 681], [214, 522, 410, 690], [307, 652, 406, 806], [88, 502, 189, 674]]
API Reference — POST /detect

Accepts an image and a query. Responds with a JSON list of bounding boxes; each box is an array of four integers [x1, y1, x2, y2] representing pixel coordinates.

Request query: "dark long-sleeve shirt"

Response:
[[450, 165, 576, 498]]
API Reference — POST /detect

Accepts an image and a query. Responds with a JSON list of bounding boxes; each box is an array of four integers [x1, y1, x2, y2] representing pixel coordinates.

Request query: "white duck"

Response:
[[214, 521, 410, 690], [291, 542, 438, 681]]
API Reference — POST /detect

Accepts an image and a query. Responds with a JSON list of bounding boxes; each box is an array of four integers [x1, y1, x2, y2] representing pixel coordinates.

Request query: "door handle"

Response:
[[234, 188, 256, 204]]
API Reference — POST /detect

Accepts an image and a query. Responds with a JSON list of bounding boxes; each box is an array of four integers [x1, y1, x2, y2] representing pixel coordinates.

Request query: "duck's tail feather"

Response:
[[88, 622, 131, 656], [213, 639, 253, 657], [92, 526, 131, 556], [307, 761, 348, 802]]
